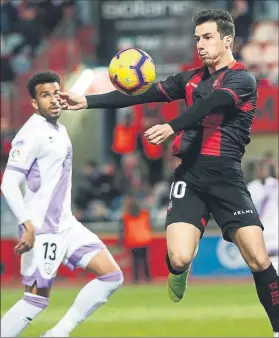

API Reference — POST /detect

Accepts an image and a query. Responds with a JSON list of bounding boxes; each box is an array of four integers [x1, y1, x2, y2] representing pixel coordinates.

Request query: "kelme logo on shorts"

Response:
[[233, 210, 253, 216]]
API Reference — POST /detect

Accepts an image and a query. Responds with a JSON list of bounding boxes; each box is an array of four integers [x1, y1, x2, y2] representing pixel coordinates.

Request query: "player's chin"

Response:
[[48, 110, 62, 119], [201, 59, 214, 67]]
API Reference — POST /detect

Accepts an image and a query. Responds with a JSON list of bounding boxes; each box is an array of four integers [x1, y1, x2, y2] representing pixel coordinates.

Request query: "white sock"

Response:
[[1, 292, 48, 337], [50, 271, 123, 336], [274, 332, 279, 337]]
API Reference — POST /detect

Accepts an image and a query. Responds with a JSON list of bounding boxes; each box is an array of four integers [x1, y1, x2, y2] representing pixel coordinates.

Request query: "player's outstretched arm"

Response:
[[58, 83, 168, 110]]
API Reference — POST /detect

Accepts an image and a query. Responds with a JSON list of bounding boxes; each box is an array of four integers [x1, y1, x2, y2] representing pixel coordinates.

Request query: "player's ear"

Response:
[[31, 99, 38, 110], [224, 35, 233, 49]]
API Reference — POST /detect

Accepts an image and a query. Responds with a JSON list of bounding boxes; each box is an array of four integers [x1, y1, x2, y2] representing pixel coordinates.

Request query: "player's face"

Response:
[[195, 22, 232, 67], [32, 82, 61, 122]]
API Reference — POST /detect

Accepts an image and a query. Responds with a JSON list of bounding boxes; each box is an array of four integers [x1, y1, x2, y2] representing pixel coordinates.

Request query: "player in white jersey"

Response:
[[0, 71, 123, 337], [248, 161, 279, 273]]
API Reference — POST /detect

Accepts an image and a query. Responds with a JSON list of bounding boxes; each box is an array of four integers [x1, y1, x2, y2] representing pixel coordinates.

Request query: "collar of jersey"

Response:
[[32, 113, 59, 130]]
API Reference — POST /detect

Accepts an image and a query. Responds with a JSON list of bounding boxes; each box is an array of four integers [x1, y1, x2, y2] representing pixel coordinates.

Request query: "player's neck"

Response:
[[35, 111, 58, 127], [208, 53, 235, 74]]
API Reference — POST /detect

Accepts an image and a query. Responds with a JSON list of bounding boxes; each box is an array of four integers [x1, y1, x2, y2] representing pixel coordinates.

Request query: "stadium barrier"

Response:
[[1, 233, 250, 285]]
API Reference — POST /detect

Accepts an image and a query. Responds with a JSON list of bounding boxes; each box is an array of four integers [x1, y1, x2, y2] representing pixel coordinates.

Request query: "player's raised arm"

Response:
[[144, 90, 234, 144], [168, 89, 235, 133], [145, 70, 256, 144], [168, 69, 256, 133], [58, 72, 186, 110]]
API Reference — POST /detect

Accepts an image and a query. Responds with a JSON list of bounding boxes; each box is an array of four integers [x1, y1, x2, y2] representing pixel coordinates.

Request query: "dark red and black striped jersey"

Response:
[[157, 61, 257, 162]]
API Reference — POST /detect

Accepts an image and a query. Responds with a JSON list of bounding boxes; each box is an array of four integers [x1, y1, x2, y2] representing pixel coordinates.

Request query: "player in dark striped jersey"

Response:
[[58, 9, 279, 336]]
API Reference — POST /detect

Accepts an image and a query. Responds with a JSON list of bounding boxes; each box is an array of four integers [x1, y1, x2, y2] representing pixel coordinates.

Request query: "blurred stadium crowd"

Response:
[[1, 0, 278, 228], [1, 0, 71, 86], [1, 0, 278, 86]]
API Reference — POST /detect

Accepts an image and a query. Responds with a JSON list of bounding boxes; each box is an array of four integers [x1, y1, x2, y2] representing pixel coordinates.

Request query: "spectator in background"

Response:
[[99, 161, 121, 208], [0, 0, 19, 34], [120, 195, 152, 283], [249, 64, 271, 88], [230, 0, 253, 61], [0, 43, 14, 83], [231, 0, 252, 43], [36, 0, 67, 37], [1, 116, 14, 168], [245, 160, 258, 184], [248, 161, 279, 273], [1, 0, 75, 81], [0, 261, 4, 274], [75, 0, 93, 27], [17, 4, 43, 57], [146, 180, 170, 226], [262, 151, 277, 178], [254, 0, 279, 21], [138, 106, 165, 186], [73, 160, 102, 220], [115, 152, 150, 198], [82, 200, 111, 223]]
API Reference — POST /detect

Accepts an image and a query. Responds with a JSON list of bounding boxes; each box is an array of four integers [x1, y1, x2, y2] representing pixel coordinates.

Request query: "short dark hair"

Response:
[[27, 71, 61, 98], [193, 9, 235, 41]]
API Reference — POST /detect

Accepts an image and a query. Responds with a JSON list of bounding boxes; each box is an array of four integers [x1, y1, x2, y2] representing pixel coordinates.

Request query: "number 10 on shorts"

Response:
[[170, 181, 187, 199]]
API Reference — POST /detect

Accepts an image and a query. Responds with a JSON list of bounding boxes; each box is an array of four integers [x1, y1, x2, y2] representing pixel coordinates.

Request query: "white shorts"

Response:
[[20, 219, 106, 288]]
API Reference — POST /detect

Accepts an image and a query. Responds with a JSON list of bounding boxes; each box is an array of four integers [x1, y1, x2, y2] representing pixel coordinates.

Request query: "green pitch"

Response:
[[1, 282, 272, 336]]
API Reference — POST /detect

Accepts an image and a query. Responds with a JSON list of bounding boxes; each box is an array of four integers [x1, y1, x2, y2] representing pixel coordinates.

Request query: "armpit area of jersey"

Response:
[[168, 90, 235, 133], [86, 83, 167, 109]]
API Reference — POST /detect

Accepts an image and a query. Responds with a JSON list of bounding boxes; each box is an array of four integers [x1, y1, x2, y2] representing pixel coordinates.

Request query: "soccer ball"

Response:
[[109, 48, 156, 96]]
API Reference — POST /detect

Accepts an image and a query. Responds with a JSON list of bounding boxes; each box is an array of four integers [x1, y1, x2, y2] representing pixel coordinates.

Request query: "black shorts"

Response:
[[165, 158, 263, 242]]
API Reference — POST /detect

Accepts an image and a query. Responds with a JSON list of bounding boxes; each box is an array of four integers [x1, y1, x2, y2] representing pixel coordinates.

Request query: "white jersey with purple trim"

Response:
[[248, 177, 279, 255], [6, 113, 74, 234]]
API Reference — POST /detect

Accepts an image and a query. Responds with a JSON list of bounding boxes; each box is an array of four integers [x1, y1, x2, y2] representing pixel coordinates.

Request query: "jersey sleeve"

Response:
[[6, 133, 42, 175], [217, 70, 257, 105], [157, 72, 186, 102]]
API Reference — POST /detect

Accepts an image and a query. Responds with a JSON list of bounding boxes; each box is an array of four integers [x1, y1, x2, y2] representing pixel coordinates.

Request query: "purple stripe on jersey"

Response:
[[38, 147, 72, 234], [66, 243, 106, 270], [268, 249, 279, 257], [258, 195, 270, 218], [23, 294, 49, 308], [98, 271, 123, 282], [26, 159, 41, 193], [6, 165, 28, 175], [22, 268, 55, 289], [258, 182, 278, 217]]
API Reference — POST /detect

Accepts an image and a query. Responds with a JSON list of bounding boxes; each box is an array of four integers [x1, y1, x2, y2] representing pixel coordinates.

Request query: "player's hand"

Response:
[[57, 91, 88, 110], [14, 221, 35, 255], [144, 124, 174, 145]]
